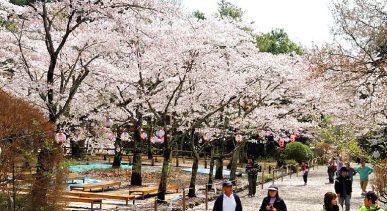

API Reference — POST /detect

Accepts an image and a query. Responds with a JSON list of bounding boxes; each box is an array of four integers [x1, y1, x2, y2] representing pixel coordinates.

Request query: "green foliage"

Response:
[[284, 142, 313, 162], [218, 0, 243, 21], [10, 0, 30, 6], [193, 10, 206, 20], [0, 193, 29, 210], [256, 29, 303, 55], [0, 18, 18, 32]]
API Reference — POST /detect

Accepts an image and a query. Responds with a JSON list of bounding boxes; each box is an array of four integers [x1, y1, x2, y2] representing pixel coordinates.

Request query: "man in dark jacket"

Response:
[[213, 180, 243, 211], [246, 159, 260, 197], [334, 167, 352, 211]]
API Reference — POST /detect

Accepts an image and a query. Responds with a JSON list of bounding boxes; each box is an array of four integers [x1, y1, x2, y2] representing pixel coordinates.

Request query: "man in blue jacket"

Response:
[[213, 180, 243, 211]]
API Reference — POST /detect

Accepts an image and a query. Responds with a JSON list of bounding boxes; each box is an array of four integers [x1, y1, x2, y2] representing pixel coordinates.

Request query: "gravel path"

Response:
[[190, 164, 373, 211]]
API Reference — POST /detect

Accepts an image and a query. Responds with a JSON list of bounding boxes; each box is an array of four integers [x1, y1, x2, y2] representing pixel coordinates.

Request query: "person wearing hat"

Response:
[[359, 191, 384, 211], [334, 167, 353, 211], [344, 161, 357, 181], [212, 180, 242, 211], [259, 184, 287, 211], [356, 159, 373, 195]]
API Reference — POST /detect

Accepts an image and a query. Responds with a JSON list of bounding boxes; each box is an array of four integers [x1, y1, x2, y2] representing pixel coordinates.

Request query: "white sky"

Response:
[[180, 0, 334, 48]]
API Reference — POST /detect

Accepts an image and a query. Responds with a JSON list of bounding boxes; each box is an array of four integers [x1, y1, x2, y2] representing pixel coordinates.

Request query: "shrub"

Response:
[[284, 142, 313, 162]]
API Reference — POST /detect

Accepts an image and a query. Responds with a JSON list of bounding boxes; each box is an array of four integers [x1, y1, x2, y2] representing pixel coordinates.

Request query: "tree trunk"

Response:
[[215, 157, 223, 180], [227, 156, 233, 169], [208, 147, 215, 189], [131, 125, 143, 186], [157, 121, 172, 202], [147, 123, 153, 160], [70, 139, 81, 158], [229, 148, 240, 181], [30, 147, 56, 209], [147, 140, 153, 160], [112, 134, 122, 168], [188, 129, 199, 197], [188, 156, 199, 197], [157, 146, 171, 201]]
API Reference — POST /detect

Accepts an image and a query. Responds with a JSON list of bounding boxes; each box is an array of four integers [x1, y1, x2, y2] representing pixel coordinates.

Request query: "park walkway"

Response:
[[190, 164, 373, 211]]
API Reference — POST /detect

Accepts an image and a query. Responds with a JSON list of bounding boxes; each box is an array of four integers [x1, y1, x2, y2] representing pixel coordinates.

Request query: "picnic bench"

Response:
[[70, 181, 121, 192], [129, 185, 179, 199], [62, 196, 102, 209], [64, 191, 136, 205], [67, 174, 85, 183]]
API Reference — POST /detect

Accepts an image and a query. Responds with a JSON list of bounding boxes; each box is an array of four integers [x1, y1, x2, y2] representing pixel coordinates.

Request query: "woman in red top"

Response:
[[301, 160, 309, 185]]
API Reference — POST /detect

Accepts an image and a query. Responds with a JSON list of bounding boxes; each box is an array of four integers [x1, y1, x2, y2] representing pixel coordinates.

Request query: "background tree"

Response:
[[218, 0, 243, 21], [309, 0, 386, 131], [256, 29, 304, 55], [193, 10, 206, 20]]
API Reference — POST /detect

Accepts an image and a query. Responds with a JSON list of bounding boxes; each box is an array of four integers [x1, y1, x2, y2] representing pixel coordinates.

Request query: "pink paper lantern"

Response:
[[55, 131, 66, 145], [104, 118, 113, 128], [235, 134, 243, 144], [290, 135, 295, 143], [279, 137, 285, 148], [203, 132, 212, 142]]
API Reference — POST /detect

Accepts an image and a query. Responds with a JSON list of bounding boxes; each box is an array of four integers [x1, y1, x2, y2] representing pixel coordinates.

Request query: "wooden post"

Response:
[[272, 171, 275, 184], [205, 184, 208, 210], [183, 156, 186, 164], [204, 154, 208, 169], [154, 198, 157, 211], [261, 161, 266, 189], [182, 188, 186, 211], [296, 164, 299, 177], [151, 157, 155, 166]]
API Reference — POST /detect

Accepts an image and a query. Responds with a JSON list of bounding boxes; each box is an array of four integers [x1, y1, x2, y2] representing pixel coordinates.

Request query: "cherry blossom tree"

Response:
[[309, 0, 386, 133], [0, 0, 160, 207]]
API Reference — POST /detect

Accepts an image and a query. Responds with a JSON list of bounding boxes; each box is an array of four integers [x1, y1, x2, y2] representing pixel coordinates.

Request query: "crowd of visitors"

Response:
[[212, 157, 383, 211]]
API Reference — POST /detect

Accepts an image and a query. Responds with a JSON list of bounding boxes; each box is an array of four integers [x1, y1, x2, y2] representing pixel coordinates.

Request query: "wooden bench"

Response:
[[64, 191, 135, 205], [129, 185, 179, 199], [70, 181, 121, 192], [62, 196, 102, 209], [67, 175, 85, 183]]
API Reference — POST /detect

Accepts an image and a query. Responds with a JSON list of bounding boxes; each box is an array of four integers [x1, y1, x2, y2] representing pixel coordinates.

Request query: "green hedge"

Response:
[[284, 142, 313, 162]]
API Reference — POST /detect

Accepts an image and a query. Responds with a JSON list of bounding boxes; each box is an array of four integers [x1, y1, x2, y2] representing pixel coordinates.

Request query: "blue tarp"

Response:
[[69, 164, 132, 173]]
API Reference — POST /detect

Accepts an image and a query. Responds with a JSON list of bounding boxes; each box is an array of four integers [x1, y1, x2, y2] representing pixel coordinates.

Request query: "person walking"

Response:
[[301, 160, 309, 185], [359, 191, 384, 211], [213, 180, 243, 211], [259, 184, 287, 211], [323, 192, 340, 211], [356, 159, 373, 195], [245, 158, 259, 197], [334, 167, 353, 211], [336, 157, 343, 176], [327, 161, 337, 184], [345, 161, 357, 181]]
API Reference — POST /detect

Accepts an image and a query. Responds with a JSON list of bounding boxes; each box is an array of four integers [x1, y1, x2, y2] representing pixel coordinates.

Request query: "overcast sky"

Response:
[[181, 0, 334, 47]]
